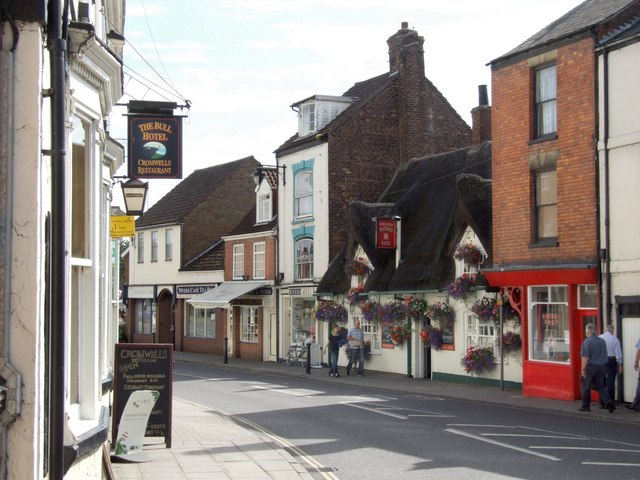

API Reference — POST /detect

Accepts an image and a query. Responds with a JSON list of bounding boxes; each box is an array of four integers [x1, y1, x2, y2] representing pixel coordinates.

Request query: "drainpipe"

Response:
[[0, 16, 22, 480], [47, 0, 69, 478], [601, 50, 612, 326]]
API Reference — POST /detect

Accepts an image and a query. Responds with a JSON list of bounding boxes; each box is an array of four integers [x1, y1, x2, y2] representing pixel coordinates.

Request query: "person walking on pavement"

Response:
[[346, 319, 365, 376], [324, 324, 341, 377], [599, 324, 623, 407], [627, 337, 640, 411], [579, 323, 615, 412]]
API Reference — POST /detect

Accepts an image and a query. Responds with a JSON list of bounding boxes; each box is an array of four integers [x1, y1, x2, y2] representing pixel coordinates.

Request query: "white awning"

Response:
[[186, 281, 267, 309]]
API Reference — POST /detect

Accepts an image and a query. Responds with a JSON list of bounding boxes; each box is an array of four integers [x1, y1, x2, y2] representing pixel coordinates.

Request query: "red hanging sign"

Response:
[[376, 218, 397, 249]]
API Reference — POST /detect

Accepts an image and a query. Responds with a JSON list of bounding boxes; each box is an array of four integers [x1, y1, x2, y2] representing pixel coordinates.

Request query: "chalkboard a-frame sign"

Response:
[[112, 344, 173, 448]]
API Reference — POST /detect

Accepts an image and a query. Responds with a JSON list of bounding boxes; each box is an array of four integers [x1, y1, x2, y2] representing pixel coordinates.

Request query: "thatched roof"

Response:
[[317, 141, 492, 295]]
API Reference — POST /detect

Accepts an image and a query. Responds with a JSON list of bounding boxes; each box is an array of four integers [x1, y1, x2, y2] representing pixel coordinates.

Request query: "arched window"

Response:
[[295, 238, 313, 281]]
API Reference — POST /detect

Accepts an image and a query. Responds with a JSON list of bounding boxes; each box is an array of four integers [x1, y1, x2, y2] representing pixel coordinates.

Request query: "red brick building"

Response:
[[484, 0, 639, 401]]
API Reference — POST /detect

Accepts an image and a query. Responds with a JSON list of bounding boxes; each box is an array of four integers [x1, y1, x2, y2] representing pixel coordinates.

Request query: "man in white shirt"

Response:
[[599, 324, 623, 406]]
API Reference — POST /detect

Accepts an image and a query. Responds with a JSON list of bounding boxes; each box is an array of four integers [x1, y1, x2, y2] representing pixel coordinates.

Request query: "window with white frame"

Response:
[[294, 170, 313, 218], [137, 232, 144, 263], [257, 193, 271, 223], [529, 285, 569, 363], [299, 103, 316, 135], [466, 312, 499, 359], [578, 285, 597, 309], [358, 315, 381, 354], [151, 230, 158, 262], [534, 168, 557, 240], [185, 305, 216, 338], [241, 307, 259, 343], [165, 228, 173, 261], [253, 242, 265, 279], [535, 63, 557, 138], [295, 238, 313, 281], [71, 116, 89, 259], [135, 299, 153, 334], [233, 244, 244, 279]]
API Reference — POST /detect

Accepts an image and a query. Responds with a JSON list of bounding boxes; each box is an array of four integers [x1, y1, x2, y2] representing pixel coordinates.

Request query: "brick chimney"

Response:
[[387, 22, 428, 159], [471, 85, 491, 144]]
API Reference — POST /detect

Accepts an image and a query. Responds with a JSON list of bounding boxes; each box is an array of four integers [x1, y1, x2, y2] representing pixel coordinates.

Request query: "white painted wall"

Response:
[[277, 142, 330, 285]]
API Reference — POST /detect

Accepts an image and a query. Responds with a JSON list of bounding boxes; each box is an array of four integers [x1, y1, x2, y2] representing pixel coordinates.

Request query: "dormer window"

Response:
[[300, 104, 316, 136], [294, 95, 353, 137], [257, 192, 271, 223]]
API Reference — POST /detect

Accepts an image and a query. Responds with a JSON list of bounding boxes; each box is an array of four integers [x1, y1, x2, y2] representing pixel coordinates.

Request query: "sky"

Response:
[[110, 0, 584, 209]]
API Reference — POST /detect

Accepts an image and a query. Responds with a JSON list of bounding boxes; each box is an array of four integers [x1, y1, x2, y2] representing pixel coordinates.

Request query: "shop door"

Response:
[[571, 310, 599, 399], [622, 317, 640, 403]]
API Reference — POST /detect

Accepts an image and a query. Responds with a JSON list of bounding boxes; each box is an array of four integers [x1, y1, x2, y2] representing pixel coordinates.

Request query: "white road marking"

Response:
[[483, 434, 588, 440], [532, 446, 640, 453], [446, 428, 561, 461], [583, 462, 640, 467]]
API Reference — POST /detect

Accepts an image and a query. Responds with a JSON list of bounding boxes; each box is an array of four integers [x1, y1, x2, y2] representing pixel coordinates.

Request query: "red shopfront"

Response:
[[483, 267, 599, 401]]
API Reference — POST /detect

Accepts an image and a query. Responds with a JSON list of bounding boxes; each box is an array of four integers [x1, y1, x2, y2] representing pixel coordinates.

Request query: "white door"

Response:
[[267, 312, 277, 362], [622, 317, 640, 403]]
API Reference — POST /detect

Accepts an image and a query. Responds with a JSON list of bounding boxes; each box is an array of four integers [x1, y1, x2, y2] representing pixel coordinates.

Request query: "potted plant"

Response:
[[461, 345, 496, 375], [346, 286, 365, 306], [425, 301, 455, 325], [344, 257, 371, 277], [454, 243, 483, 267], [403, 296, 427, 319], [502, 331, 522, 354], [360, 300, 382, 323], [419, 325, 443, 350], [314, 301, 348, 323], [391, 321, 412, 346], [445, 274, 475, 300]]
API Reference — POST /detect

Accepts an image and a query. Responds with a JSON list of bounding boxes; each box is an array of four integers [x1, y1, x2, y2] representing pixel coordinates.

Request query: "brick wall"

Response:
[[491, 37, 597, 267], [224, 235, 276, 281]]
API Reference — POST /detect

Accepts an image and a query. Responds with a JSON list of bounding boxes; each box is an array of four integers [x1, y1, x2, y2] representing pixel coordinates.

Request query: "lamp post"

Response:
[[120, 178, 149, 216]]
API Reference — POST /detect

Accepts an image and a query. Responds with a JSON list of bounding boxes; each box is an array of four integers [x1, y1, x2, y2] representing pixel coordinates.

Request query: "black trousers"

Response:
[[580, 363, 610, 409]]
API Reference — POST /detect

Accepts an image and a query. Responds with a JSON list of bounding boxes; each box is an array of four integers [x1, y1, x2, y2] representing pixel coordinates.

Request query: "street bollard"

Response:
[[224, 337, 228, 364], [306, 342, 311, 374]]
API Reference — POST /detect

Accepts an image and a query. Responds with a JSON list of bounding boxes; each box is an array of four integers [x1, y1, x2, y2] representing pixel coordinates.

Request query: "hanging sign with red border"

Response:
[[128, 115, 182, 179], [376, 218, 397, 249]]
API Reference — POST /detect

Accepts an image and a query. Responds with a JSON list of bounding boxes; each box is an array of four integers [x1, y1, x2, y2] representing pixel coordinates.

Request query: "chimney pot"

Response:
[[401, 21, 408, 29], [478, 85, 489, 107]]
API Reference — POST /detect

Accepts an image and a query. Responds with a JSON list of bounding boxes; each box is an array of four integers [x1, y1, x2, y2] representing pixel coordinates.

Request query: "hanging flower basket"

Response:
[[471, 296, 520, 325], [346, 286, 365, 306], [445, 274, 475, 300], [420, 325, 443, 350], [454, 243, 483, 267], [425, 301, 455, 325], [403, 296, 427, 319], [314, 301, 348, 323], [502, 331, 522, 354], [461, 345, 496, 376], [344, 257, 371, 277], [391, 321, 412, 346], [360, 300, 382, 323], [379, 300, 407, 323]]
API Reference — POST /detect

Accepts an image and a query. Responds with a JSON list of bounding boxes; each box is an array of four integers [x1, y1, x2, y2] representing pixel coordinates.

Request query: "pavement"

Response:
[[110, 352, 640, 479]]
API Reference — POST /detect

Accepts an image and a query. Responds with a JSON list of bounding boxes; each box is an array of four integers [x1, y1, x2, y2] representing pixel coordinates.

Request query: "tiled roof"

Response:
[[490, 0, 639, 65], [226, 205, 277, 237], [180, 240, 225, 272], [136, 156, 258, 228]]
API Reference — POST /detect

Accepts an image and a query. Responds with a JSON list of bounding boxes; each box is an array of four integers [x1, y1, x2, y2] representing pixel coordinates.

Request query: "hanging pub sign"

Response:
[[376, 218, 397, 249], [128, 114, 182, 179]]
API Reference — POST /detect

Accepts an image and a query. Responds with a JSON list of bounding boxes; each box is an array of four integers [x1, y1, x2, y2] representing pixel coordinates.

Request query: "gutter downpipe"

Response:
[[47, 0, 68, 478], [602, 50, 612, 327]]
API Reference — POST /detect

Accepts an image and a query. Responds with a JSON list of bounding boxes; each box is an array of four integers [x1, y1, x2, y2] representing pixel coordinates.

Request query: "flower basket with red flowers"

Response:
[[454, 243, 483, 267], [420, 325, 443, 350], [403, 296, 427, 319], [470, 296, 501, 322], [461, 345, 496, 375], [391, 321, 412, 346], [346, 286, 365, 306], [344, 257, 371, 277], [445, 274, 475, 300], [379, 300, 407, 323]]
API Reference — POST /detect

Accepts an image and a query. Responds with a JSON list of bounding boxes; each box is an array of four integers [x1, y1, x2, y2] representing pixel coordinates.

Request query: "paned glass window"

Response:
[[241, 307, 259, 343], [165, 228, 173, 261], [253, 242, 265, 279], [233, 244, 244, 279], [535, 64, 557, 137], [137, 232, 144, 263], [185, 305, 216, 338], [295, 238, 313, 281], [535, 169, 557, 240], [529, 285, 569, 363], [294, 170, 313, 218], [151, 230, 158, 262]]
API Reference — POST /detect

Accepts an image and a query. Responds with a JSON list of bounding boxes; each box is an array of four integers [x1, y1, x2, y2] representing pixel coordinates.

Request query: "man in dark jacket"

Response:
[[579, 323, 614, 412]]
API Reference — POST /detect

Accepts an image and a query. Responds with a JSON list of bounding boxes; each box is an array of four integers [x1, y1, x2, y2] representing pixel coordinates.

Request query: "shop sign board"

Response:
[[128, 115, 182, 179]]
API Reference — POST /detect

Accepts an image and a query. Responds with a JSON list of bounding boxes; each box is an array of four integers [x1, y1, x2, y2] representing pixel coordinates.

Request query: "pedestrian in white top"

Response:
[[599, 324, 623, 406]]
